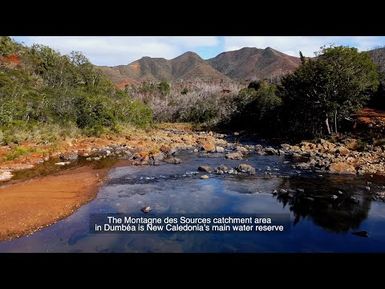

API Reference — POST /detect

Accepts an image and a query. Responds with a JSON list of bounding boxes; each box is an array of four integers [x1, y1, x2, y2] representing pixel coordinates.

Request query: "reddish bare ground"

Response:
[[115, 77, 139, 90], [0, 165, 108, 241], [355, 108, 385, 125], [0, 124, 220, 241]]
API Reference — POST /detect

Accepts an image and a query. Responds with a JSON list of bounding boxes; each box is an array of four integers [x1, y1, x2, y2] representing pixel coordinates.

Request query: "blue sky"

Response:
[[12, 36, 385, 66]]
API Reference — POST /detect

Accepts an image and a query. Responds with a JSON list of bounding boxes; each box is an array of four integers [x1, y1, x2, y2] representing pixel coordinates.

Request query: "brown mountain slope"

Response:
[[207, 47, 301, 81], [171, 52, 230, 81], [98, 52, 230, 85], [368, 47, 385, 76]]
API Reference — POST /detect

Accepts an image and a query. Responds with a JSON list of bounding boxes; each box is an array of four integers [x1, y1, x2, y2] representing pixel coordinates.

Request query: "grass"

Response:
[[5, 147, 35, 161], [3, 146, 48, 161]]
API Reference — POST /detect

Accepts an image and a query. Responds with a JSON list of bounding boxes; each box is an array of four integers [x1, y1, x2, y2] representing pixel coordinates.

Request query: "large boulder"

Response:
[[0, 171, 13, 182], [236, 163, 256, 175], [164, 157, 181, 164], [215, 164, 229, 174], [264, 147, 278, 155], [199, 141, 216, 152], [60, 152, 78, 161], [215, 146, 225, 153], [226, 152, 243, 160], [335, 146, 350, 156], [235, 146, 249, 155], [328, 162, 356, 174], [198, 165, 213, 173]]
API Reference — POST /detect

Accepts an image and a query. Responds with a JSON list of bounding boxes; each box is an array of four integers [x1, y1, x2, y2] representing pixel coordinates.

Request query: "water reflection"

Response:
[[1, 150, 385, 252], [275, 176, 372, 232]]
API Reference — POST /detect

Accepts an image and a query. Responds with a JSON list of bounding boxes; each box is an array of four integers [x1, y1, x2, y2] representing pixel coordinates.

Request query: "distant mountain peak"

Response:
[[99, 46, 302, 86], [173, 51, 202, 60], [207, 46, 301, 81]]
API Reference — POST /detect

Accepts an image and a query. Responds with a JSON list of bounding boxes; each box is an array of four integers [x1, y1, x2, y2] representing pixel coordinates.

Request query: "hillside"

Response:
[[0, 36, 152, 142], [207, 47, 301, 81], [98, 52, 231, 86], [368, 47, 385, 79]]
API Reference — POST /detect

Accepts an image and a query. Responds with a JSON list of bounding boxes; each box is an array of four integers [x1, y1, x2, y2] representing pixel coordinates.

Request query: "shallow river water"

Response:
[[1, 149, 385, 252]]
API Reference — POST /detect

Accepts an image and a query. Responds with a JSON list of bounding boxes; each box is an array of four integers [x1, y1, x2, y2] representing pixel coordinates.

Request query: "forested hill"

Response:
[[0, 36, 152, 143]]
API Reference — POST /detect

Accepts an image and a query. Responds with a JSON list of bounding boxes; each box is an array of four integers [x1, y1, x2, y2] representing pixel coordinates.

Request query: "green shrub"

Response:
[[0, 37, 153, 143]]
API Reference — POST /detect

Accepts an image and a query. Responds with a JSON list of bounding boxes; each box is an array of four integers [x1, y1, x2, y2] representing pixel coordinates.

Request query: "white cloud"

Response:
[[223, 36, 385, 57], [13, 36, 220, 66], [12, 36, 385, 66]]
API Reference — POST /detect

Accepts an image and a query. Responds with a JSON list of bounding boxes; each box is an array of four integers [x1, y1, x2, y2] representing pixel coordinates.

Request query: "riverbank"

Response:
[[0, 123, 214, 181], [2, 123, 385, 241], [0, 124, 230, 240], [0, 165, 108, 241]]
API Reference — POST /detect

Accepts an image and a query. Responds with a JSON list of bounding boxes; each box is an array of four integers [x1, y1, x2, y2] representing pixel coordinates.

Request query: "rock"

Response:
[[296, 188, 305, 193], [164, 157, 181, 164], [279, 189, 288, 194], [200, 175, 209, 179], [365, 186, 371, 192], [296, 162, 311, 170], [217, 164, 229, 172], [99, 148, 112, 156], [352, 231, 368, 238], [328, 162, 356, 174], [160, 145, 172, 154], [226, 152, 243, 160], [234, 132, 240, 136], [55, 161, 70, 166], [300, 141, 317, 151], [141, 206, 152, 213], [337, 190, 344, 195], [264, 147, 278, 155], [228, 168, 238, 175], [254, 144, 263, 151], [193, 148, 198, 153], [215, 146, 225, 153], [198, 165, 213, 173], [331, 195, 338, 200], [280, 144, 291, 150], [237, 164, 256, 175], [152, 152, 165, 162], [335, 146, 350, 156], [0, 171, 13, 182], [235, 146, 249, 155], [343, 138, 358, 150], [60, 152, 78, 161], [215, 139, 228, 147], [199, 140, 216, 152]]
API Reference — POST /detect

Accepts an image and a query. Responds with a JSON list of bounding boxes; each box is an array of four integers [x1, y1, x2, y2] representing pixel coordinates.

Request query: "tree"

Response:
[[229, 80, 282, 132], [280, 46, 379, 137], [158, 81, 170, 96], [299, 51, 306, 64]]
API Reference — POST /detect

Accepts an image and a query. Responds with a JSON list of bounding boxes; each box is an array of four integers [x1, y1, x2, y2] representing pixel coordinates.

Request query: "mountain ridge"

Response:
[[98, 46, 385, 87], [98, 47, 302, 86]]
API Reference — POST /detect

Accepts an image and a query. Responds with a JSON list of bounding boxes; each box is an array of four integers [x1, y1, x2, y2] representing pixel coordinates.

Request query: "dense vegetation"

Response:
[[0, 36, 152, 144], [127, 80, 241, 125], [1, 37, 384, 145], [224, 46, 382, 139]]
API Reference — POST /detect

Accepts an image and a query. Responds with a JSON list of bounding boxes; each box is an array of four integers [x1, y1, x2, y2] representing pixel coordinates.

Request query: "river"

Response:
[[1, 147, 385, 252]]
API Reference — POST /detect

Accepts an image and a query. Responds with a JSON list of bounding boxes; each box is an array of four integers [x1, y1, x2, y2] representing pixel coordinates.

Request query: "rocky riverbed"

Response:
[[2, 128, 385, 184], [281, 138, 385, 176]]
